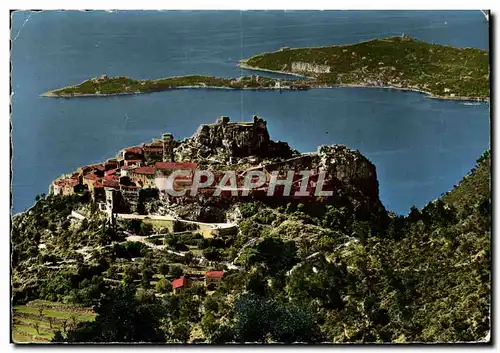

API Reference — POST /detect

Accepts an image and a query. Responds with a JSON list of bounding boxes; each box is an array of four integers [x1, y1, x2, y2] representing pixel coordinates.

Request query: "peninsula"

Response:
[[42, 36, 489, 101], [41, 75, 310, 97], [240, 35, 490, 100]]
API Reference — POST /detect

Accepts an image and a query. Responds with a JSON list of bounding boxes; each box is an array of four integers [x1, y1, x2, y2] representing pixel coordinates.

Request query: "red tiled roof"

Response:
[[94, 181, 104, 188], [143, 146, 163, 151], [172, 277, 189, 289], [205, 270, 224, 279], [155, 162, 198, 170], [105, 168, 118, 176], [104, 174, 119, 180], [102, 180, 119, 188], [144, 140, 163, 148], [84, 174, 100, 181], [68, 179, 79, 187], [54, 179, 65, 186], [81, 164, 105, 174], [131, 166, 156, 175], [71, 173, 80, 180], [124, 147, 143, 154]]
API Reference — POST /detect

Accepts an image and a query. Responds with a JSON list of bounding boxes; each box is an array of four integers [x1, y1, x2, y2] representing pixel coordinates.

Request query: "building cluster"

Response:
[[172, 270, 224, 294], [50, 131, 195, 213], [49, 116, 334, 216]]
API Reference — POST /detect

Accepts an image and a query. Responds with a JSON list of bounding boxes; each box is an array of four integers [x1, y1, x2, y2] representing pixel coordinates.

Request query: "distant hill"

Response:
[[241, 36, 490, 100]]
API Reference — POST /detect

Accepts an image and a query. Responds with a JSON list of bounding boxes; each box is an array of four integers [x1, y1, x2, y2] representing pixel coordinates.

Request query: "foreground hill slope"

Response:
[[11, 118, 490, 342]]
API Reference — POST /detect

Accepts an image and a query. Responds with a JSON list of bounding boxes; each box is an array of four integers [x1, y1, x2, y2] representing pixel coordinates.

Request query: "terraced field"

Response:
[[12, 300, 96, 343]]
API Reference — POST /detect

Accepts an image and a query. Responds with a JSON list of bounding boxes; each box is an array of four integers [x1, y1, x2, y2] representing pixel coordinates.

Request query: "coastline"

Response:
[[238, 62, 490, 103], [41, 65, 490, 103], [41, 85, 287, 98], [42, 79, 489, 103]]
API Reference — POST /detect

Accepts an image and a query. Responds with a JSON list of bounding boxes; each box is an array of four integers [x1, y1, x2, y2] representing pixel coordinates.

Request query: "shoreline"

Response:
[[43, 80, 489, 103], [41, 65, 490, 103], [41, 86, 289, 98], [238, 63, 490, 102], [42, 81, 490, 102]]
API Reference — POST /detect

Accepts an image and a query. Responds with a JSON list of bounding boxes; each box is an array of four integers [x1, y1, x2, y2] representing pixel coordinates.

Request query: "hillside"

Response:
[[241, 36, 490, 100], [10, 118, 490, 343]]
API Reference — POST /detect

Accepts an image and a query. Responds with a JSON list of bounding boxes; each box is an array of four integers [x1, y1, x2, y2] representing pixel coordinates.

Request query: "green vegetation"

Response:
[[43, 37, 489, 100], [242, 36, 490, 99], [11, 150, 490, 343], [43, 75, 296, 97], [12, 301, 96, 343]]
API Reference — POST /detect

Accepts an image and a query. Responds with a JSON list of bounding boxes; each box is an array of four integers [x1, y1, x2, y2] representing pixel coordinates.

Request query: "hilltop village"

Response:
[[50, 115, 377, 224]]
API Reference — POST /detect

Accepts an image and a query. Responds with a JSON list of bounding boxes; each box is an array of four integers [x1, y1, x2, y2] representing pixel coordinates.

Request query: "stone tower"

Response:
[[162, 133, 174, 162]]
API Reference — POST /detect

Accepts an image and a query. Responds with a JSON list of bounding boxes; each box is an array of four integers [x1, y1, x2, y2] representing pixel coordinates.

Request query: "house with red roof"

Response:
[[172, 277, 191, 294], [142, 140, 164, 161], [104, 158, 120, 171], [121, 146, 144, 161], [130, 166, 156, 188], [51, 177, 82, 196], [205, 270, 224, 287]]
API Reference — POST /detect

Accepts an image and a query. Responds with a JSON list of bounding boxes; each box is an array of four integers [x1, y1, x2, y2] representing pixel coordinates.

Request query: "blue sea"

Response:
[[10, 10, 490, 215]]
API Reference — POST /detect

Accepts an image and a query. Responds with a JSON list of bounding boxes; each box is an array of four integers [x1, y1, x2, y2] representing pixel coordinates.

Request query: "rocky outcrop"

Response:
[[290, 62, 331, 74], [174, 115, 294, 164], [314, 144, 384, 217], [317, 145, 378, 193]]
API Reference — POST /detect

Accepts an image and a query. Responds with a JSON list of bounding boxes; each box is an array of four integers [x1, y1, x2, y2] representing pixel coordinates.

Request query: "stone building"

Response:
[[142, 139, 164, 162], [205, 271, 224, 287], [129, 166, 156, 188], [162, 133, 174, 162], [172, 277, 191, 294]]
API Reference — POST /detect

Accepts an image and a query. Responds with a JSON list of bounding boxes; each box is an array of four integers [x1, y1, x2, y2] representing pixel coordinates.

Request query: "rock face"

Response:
[[290, 62, 331, 74], [174, 115, 294, 163], [315, 144, 384, 216]]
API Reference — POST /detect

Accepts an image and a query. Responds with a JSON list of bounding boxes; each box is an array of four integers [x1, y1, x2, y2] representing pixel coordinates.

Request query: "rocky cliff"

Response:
[[174, 115, 295, 164], [315, 144, 384, 218], [165, 118, 385, 224], [290, 61, 331, 74]]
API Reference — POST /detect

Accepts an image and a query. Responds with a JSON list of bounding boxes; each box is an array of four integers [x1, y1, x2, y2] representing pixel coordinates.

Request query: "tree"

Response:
[[201, 312, 233, 343], [158, 263, 169, 276], [141, 268, 153, 289], [63, 285, 166, 342], [202, 247, 221, 262], [156, 278, 173, 294], [184, 252, 195, 266], [169, 266, 184, 278], [70, 315, 78, 330], [169, 320, 191, 343], [61, 319, 68, 333], [123, 265, 139, 286], [233, 293, 322, 343], [254, 237, 299, 277]]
